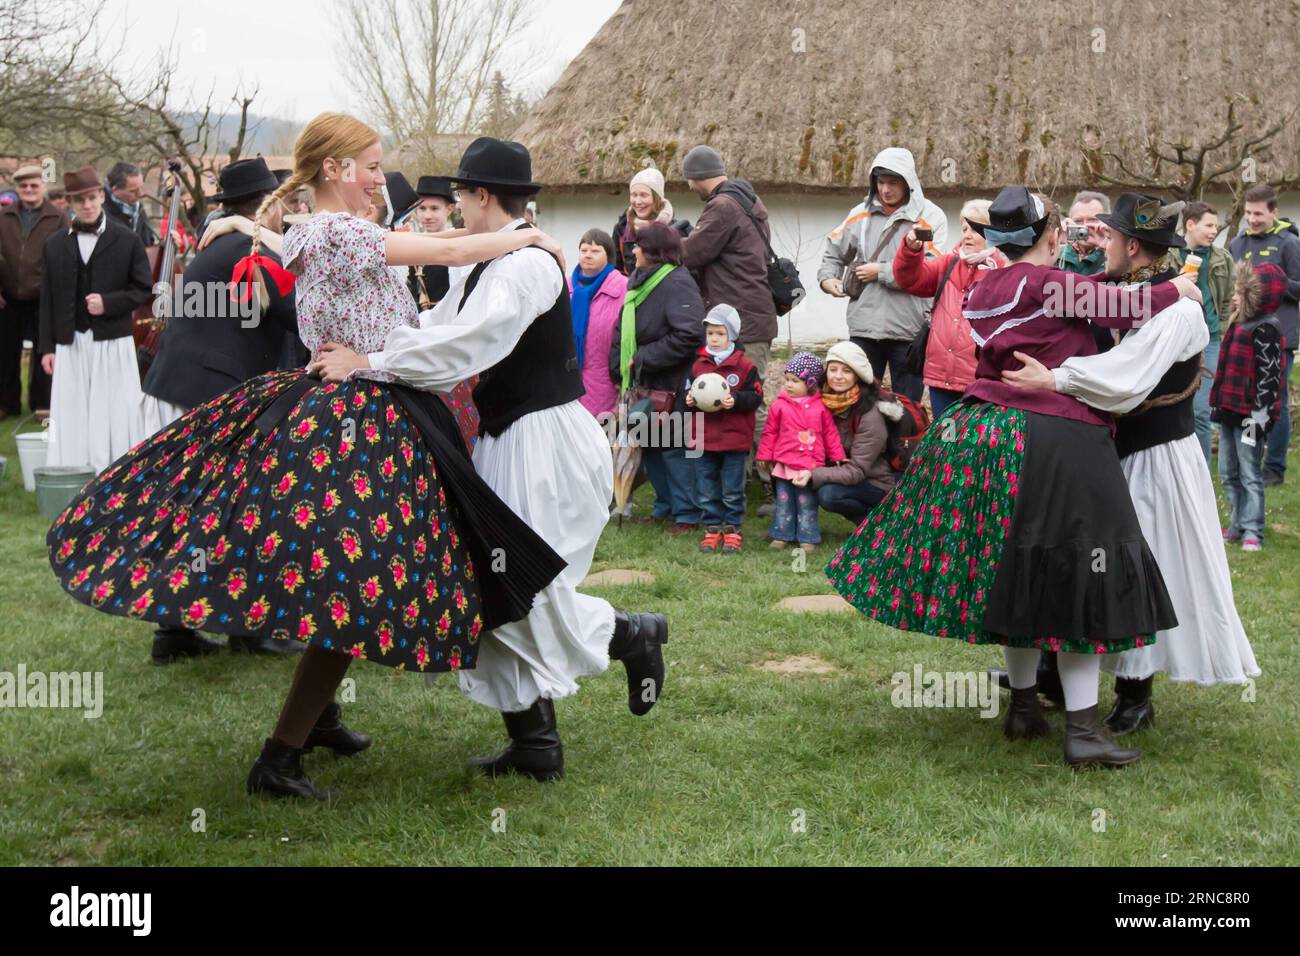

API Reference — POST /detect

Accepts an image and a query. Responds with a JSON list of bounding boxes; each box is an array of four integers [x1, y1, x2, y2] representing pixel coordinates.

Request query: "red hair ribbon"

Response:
[[230, 255, 296, 303]]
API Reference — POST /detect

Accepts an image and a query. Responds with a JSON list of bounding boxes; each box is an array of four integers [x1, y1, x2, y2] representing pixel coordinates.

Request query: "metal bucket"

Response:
[[34, 465, 96, 521], [15, 431, 49, 492]]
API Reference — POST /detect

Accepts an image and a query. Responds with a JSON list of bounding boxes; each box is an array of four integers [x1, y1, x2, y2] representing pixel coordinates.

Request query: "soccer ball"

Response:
[[691, 372, 731, 412]]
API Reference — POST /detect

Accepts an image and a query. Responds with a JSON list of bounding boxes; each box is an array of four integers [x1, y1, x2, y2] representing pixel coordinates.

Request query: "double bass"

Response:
[[132, 157, 186, 377]]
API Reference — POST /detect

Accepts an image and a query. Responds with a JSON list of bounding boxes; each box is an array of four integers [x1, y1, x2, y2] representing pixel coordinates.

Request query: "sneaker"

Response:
[[1262, 468, 1284, 487], [721, 526, 743, 553], [799, 542, 817, 553], [1222, 527, 1242, 543], [699, 527, 723, 553], [1242, 535, 1263, 552], [769, 539, 787, 550]]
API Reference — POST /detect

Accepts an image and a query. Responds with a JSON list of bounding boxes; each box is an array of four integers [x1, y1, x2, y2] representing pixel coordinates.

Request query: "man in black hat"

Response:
[[1002, 192, 1255, 731], [310, 137, 669, 782], [140, 156, 302, 663], [406, 176, 459, 308]]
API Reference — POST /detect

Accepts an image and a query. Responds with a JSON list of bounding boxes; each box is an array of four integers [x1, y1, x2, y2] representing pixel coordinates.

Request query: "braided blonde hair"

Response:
[[245, 111, 380, 306]]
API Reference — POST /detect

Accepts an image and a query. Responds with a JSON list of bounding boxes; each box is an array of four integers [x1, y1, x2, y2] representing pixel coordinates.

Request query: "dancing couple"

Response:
[[49, 113, 668, 798]]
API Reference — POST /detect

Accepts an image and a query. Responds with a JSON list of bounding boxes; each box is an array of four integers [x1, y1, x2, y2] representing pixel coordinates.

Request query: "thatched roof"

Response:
[[517, 0, 1300, 195]]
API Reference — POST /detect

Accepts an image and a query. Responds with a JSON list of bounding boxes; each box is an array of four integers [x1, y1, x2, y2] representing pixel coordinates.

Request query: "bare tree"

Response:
[[100, 44, 262, 221], [0, 0, 112, 157], [1087, 97, 1300, 234], [335, 0, 535, 172]]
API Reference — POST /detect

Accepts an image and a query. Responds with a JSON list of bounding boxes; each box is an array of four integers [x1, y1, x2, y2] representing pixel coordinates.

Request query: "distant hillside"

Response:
[[175, 111, 304, 156]]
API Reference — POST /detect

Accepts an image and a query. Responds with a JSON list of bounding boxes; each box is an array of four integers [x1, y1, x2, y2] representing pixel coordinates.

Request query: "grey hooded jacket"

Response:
[[817, 146, 949, 341]]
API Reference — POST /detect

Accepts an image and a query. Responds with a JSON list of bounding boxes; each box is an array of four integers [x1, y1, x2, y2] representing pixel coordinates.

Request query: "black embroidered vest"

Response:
[[1114, 268, 1200, 459], [457, 226, 584, 437]]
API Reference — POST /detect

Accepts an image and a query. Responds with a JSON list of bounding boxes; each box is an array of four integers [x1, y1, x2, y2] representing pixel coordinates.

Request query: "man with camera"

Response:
[[817, 147, 947, 401]]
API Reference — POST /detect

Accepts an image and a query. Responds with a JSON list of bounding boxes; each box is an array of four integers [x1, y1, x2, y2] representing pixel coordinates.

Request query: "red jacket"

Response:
[[892, 241, 1005, 392], [756, 391, 846, 471], [686, 345, 763, 452]]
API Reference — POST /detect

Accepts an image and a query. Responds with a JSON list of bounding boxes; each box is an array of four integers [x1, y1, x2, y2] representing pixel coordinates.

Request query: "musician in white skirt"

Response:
[[1004, 263, 1260, 730], [311, 138, 669, 782], [38, 165, 152, 473]]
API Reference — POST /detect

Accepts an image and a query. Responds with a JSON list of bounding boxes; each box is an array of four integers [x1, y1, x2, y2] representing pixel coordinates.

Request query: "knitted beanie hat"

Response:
[[703, 303, 741, 341], [824, 341, 873, 385], [630, 166, 666, 199], [785, 351, 824, 391]]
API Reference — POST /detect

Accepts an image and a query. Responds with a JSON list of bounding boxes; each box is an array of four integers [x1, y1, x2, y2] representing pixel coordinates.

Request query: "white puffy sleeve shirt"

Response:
[[360, 235, 564, 394], [1052, 299, 1210, 414]]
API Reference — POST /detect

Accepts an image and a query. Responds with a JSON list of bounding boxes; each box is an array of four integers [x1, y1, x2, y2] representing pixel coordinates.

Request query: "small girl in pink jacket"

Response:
[[756, 352, 847, 551]]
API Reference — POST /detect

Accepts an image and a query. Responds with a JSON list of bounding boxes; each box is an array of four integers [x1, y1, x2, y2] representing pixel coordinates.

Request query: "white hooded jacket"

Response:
[[817, 146, 949, 341]]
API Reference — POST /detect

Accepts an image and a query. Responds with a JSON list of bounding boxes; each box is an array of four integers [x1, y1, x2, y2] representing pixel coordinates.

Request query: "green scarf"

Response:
[[618, 263, 676, 395]]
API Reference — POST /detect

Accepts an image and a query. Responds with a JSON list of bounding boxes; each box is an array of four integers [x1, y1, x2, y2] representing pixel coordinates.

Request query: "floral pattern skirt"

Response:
[[826, 400, 1174, 654], [49, 370, 488, 672]]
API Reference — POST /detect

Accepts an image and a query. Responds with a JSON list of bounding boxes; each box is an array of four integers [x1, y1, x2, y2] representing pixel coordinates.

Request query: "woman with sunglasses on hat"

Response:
[[827, 186, 1204, 769]]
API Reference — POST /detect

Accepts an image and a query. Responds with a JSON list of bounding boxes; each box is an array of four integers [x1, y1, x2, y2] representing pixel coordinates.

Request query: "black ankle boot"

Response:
[[151, 627, 224, 664], [608, 610, 668, 716], [1103, 676, 1155, 735], [229, 633, 308, 656], [1064, 705, 1141, 769], [246, 738, 338, 799], [468, 699, 563, 782], [303, 702, 372, 756], [1003, 685, 1051, 740]]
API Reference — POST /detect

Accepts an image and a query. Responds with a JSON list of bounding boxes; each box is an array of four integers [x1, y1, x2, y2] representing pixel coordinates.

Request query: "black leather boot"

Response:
[[152, 627, 224, 664], [608, 610, 668, 716], [1003, 685, 1051, 740], [1064, 705, 1141, 769], [467, 699, 563, 782], [991, 658, 1064, 707], [303, 702, 372, 756], [246, 738, 337, 799], [229, 633, 307, 656], [1103, 676, 1155, 735]]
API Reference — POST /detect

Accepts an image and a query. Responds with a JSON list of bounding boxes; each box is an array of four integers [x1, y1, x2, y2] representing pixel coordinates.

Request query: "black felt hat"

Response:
[[452, 137, 543, 194], [968, 185, 1051, 249], [416, 175, 458, 201], [383, 172, 421, 225], [1099, 192, 1186, 249], [211, 158, 281, 203]]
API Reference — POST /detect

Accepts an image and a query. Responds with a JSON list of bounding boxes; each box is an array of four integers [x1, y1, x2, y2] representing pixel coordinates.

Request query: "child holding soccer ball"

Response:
[[685, 304, 764, 553]]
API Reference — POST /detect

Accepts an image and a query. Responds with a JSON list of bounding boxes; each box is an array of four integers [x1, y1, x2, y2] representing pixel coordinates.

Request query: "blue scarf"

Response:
[[570, 264, 613, 369]]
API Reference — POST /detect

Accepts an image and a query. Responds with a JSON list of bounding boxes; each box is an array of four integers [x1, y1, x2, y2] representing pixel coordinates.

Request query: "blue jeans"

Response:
[[694, 451, 747, 527], [817, 480, 888, 527], [928, 386, 964, 420], [770, 477, 820, 544], [1219, 421, 1266, 538], [1193, 332, 1220, 470], [1265, 349, 1293, 477], [643, 447, 701, 524]]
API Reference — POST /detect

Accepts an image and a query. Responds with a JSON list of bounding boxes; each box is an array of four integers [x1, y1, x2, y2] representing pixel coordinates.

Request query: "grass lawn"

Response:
[[1, 381, 1297, 866]]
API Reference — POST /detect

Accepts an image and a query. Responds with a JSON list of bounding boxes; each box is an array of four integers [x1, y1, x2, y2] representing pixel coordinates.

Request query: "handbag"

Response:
[[906, 255, 961, 377], [843, 220, 906, 301]]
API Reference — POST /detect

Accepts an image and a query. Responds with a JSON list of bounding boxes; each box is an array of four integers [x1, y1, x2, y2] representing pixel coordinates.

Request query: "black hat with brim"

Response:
[[452, 136, 543, 194], [1098, 192, 1186, 249], [383, 172, 421, 224], [416, 176, 458, 201], [968, 185, 1051, 248], [212, 157, 281, 203]]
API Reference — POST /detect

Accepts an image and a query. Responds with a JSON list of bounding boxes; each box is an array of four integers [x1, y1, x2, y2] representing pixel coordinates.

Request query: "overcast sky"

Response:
[[99, 0, 622, 121]]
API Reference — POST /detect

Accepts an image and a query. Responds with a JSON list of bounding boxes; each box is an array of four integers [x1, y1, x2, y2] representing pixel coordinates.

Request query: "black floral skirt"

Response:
[[48, 369, 566, 672]]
